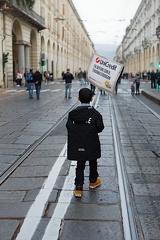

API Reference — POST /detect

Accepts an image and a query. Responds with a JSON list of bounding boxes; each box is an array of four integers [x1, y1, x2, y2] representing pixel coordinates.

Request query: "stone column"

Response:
[[25, 45, 30, 70], [17, 43, 25, 74]]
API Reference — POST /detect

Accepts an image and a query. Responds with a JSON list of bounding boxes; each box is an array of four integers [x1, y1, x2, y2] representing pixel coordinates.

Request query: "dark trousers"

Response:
[[136, 83, 140, 94], [35, 84, 41, 98], [151, 79, 156, 88], [75, 160, 98, 186]]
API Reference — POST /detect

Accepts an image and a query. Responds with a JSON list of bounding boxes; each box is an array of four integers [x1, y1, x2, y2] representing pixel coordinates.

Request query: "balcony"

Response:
[[0, 0, 45, 31]]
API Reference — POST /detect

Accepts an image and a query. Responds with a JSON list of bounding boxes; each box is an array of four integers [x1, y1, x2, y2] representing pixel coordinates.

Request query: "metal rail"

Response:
[[109, 95, 139, 240], [0, 91, 99, 185], [0, 100, 79, 185]]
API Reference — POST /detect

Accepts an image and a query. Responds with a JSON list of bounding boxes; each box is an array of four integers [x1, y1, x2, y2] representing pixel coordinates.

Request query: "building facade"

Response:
[[0, 0, 95, 88], [115, 0, 160, 76]]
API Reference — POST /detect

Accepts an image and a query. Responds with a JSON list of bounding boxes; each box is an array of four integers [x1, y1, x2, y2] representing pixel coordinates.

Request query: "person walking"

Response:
[[27, 69, 34, 99], [115, 77, 121, 94], [90, 83, 96, 95], [150, 70, 156, 89], [66, 88, 104, 198], [134, 73, 141, 95], [155, 69, 160, 88], [78, 68, 84, 85], [33, 69, 42, 99], [24, 68, 28, 90], [63, 68, 74, 99]]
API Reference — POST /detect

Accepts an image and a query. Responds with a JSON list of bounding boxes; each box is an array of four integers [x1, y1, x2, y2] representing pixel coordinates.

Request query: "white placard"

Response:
[[87, 54, 124, 94]]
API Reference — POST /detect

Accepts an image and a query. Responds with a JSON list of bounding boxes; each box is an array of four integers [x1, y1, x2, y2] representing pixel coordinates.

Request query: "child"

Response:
[[66, 88, 104, 198], [131, 82, 135, 96]]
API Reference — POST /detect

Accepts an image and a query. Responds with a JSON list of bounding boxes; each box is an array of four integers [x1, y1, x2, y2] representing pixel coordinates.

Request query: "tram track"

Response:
[[0, 98, 79, 185], [1, 89, 142, 239], [110, 95, 139, 240], [0, 89, 100, 186]]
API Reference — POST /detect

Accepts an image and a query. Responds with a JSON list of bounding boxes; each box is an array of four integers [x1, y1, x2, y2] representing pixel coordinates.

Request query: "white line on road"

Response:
[[16, 144, 67, 240], [42, 162, 76, 240]]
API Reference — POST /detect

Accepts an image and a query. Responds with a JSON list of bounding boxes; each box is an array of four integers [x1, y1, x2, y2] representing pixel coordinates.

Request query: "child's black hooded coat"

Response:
[[66, 106, 104, 161]]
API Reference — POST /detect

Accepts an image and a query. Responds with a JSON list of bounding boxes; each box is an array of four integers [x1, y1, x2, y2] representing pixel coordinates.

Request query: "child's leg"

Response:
[[89, 159, 99, 183], [75, 161, 86, 186]]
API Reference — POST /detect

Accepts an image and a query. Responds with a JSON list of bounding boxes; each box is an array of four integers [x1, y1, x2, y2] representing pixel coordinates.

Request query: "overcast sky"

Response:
[[72, 0, 142, 46]]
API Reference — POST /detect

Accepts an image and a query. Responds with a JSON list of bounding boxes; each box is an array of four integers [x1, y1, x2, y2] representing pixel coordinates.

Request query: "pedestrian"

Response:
[[78, 68, 84, 85], [16, 70, 22, 87], [115, 77, 121, 94], [90, 83, 96, 95], [27, 69, 34, 99], [24, 68, 28, 90], [155, 69, 160, 88], [134, 73, 140, 95], [66, 88, 104, 198], [100, 89, 105, 95], [150, 70, 156, 89], [131, 82, 135, 96], [83, 70, 88, 85], [63, 68, 74, 99], [33, 69, 42, 99]]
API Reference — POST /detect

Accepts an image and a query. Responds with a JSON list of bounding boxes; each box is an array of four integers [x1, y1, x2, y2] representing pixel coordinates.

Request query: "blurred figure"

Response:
[[78, 68, 84, 85], [115, 77, 121, 94], [131, 82, 135, 96], [33, 69, 42, 99], [16, 70, 22, 87], [134, 73, 141, 95], [90, 83, 95, 95], [150, 70, 156, 89], [100, 89, 105, 95], [24, 68, 28, 90]]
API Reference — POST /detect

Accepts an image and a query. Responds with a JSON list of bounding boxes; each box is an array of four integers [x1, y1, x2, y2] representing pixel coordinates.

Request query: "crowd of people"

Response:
[[130, 69, 160, 96], [15, 68, 42, 99], [14, 66, 160, 101]]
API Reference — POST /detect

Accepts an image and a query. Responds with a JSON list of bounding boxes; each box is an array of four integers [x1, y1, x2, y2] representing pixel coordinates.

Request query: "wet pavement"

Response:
[[0, 79, 160, 240]]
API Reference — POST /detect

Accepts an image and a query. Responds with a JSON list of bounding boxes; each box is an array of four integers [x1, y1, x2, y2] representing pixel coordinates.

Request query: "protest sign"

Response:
[[87, 54, 124, 94]]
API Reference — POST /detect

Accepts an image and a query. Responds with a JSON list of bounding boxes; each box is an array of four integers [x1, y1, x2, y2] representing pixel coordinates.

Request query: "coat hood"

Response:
[[69, 106, 95, 124]]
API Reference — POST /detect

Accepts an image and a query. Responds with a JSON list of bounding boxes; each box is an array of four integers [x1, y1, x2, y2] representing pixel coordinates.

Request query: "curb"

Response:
[[142, 90, 160, 105]]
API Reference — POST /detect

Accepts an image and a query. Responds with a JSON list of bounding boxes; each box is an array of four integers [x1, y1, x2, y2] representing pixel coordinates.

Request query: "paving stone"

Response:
[[60, 220, 123, 240], [0, 191, 26, 202], [0, 148, 25, 155], [124, 157, 160, 167], [21, 156, 57, 166], [36, 143, 65, 150], [0, 178, 45, 191], [70, 190, 120, 204], [29, 149, 62, 157], [10, 165, 52, 178], [139, 215, 160, 240], [0, 202, 32, 218], [99, 157, 116, 166], [0, 220, 19, 240], [132, 183, 160, 196], [128, 173, 160, 184], [64, 204, 121, 221], [0, 163, 11, 174], [135, 196, 160, 214], [14, 135, 39, 144], [126, 166, 160, 174]]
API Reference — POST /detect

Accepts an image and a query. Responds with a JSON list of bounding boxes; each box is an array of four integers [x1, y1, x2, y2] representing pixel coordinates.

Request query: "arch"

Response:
[[12, 19, 23, 80], [12, 19, 23, 40]]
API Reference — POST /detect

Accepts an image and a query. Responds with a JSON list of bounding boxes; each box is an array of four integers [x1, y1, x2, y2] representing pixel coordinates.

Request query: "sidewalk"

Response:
[[141, 88, 160, 105]]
